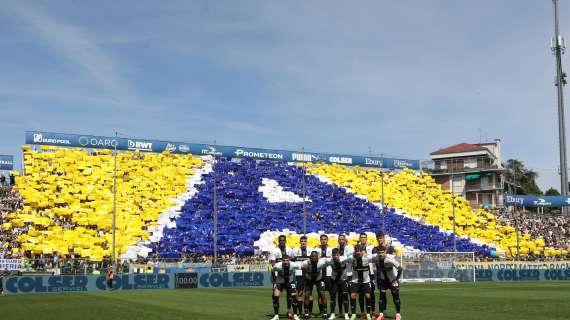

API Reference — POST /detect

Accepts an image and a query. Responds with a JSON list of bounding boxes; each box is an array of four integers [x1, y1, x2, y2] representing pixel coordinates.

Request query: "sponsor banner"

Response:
[[2, 274, 174, 295], [175, 272, 198, 289], [454, 261, 570, 270], [504, 195, 570, 207], [0, 259, 25, 271], [226, 265, 250, 272], [475, 269, 570, 281], [249, 264, 271, 272], [197, 272, 272, 288], [0, 155, 14, 170], [25, 131, 420, 170], [403, 268, 475, 282]]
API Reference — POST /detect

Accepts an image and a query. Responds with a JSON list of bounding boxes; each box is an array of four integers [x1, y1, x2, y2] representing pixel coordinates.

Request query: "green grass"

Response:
[[1, 282, 570, 320]]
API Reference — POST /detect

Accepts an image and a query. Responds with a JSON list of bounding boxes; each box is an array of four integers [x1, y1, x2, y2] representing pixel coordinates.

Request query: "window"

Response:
[[464, 158, 477, 169]]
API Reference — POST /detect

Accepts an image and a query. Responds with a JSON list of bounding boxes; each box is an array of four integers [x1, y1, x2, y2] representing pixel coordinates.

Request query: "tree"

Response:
[[503, 159, 543, 195], [544, 187, 561, 196]]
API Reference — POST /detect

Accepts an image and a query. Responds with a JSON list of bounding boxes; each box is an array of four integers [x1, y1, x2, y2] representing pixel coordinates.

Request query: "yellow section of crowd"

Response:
[[1, 146, 203, 261], [306, 164, 567, 258]]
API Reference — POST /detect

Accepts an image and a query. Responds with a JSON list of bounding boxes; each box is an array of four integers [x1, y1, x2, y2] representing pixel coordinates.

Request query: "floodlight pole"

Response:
[[213, 140, 218, 268], [451, 172, 457, 252], [553, 0, 569, 214], [112, 131, 117, 271], [302, 147, 307, 235], [381, 170, 385, 232]]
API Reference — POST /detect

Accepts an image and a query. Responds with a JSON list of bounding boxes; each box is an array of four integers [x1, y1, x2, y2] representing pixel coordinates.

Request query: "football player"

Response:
[[271, 255, 301, 320]]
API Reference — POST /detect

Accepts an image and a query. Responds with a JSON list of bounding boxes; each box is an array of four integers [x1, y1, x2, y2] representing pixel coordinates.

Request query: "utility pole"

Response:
[[552, 0, 569, 214]]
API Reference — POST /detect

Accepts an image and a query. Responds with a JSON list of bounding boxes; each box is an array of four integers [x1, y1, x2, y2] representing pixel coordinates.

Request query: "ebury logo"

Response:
[[365, 158, 383, 167], [128, 140, 153, 151], [32, 133, 71, 145], [165, 143, 177, 152]]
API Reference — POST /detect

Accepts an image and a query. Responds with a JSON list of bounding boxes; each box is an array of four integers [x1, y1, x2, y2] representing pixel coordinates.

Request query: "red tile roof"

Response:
[[430, 143, 488, 155]]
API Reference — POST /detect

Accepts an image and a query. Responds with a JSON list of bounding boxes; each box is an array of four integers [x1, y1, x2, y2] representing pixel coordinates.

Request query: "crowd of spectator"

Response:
[[494, 208, 570, 252], [0, 186, 24, 259]]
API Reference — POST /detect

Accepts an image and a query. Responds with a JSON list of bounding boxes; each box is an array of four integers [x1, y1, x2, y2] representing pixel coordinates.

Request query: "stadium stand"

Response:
[[305, 164, 567, 258], [151, 158, 490, 260], [1, 147, 568, 264], [0, 146, 203, 262]]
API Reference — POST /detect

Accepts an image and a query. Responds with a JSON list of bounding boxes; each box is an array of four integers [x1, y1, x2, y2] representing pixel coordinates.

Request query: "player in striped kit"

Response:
[[334, 234, 353, 319], [326, 248, 351, 320], [316, 234, 333, 318], [357, 233, 377, 315], [271, 255, 302, 320], [375, 250, 402, 320], [348, 244, 382, 320], [291, 236, 312, 317], [299, 251, 333, 320]]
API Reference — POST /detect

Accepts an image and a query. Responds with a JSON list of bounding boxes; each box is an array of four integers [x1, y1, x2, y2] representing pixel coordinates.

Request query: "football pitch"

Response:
[[1, 282, 569, 320]]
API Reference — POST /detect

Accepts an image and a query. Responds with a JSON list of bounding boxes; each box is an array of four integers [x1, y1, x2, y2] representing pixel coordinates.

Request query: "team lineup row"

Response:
[[270, 232, 402, 320]]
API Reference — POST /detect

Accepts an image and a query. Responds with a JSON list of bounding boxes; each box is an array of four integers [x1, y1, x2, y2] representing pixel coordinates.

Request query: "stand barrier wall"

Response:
[[1, 272, 273, 295]]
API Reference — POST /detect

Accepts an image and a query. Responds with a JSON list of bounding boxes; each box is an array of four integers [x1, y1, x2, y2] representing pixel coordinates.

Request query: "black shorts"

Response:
[[296, 276, 305, 292], [330, 278, 349, 296], [378, 279, 399, 291], [323, 276, 332, 291], [275, 282, 296, 293], [350, 282, 371, 294], [304, 278, 326, 293]]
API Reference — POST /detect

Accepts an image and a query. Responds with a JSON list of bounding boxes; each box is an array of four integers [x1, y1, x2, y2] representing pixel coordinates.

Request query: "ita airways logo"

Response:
[[202, 146, 222, 156], [165, 143, 177, 152], [128, 140, 153, 151]]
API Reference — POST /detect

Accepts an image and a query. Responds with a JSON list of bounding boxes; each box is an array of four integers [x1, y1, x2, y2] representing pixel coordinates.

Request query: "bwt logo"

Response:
[[0, 160, 13, 165], [165, 143, 177, 152], [128, 140, 153, 151], [32, 133, 71, 145], [329, 156, 352, 164], [292, 153, 316, 162]]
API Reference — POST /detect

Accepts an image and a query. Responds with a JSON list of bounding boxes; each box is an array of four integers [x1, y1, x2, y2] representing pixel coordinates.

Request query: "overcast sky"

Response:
[[1, 0, 569, 191]]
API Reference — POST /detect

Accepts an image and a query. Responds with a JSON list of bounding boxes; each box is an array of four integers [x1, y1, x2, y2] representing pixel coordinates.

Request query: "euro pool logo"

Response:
[[202, 146, 222, 156], [33, 133, 43, 143]]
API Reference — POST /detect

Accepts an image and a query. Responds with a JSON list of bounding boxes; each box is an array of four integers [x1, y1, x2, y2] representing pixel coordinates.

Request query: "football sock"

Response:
[[273, 295, 280, 315]]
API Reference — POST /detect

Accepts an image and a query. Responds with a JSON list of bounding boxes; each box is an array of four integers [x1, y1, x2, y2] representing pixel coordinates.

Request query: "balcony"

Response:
[[430, 163, 502, 175]]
